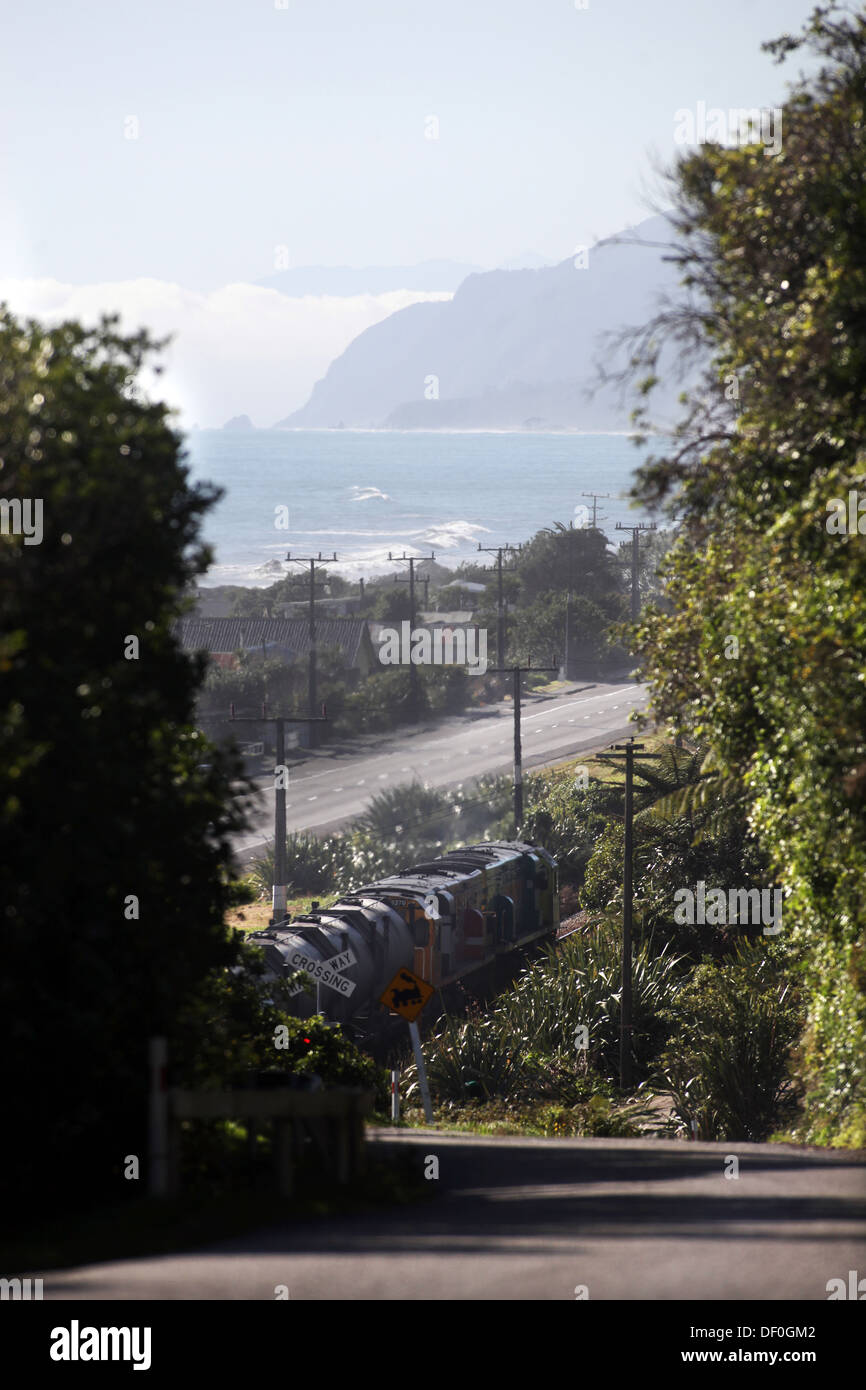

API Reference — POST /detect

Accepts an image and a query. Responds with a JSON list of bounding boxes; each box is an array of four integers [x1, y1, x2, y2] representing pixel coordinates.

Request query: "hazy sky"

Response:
[[0, 0, 818, 423]]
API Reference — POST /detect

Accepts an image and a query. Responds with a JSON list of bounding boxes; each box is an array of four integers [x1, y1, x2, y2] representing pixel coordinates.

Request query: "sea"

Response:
[[183, 429, 659, 588]]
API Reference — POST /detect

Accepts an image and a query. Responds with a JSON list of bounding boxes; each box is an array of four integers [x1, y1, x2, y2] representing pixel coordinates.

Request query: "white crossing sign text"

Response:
[[289, 947, 356, 996]]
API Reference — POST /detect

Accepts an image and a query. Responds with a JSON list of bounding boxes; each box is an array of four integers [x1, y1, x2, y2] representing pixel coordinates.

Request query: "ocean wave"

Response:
[[416, 520, 491, 549], [275, 522, 491, 542], [348, 485, 391, 502]]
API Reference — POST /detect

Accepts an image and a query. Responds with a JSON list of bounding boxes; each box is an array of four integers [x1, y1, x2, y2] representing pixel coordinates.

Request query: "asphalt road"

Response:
[[232, 679, 649, 859], [42, 1131, 866, 1300]]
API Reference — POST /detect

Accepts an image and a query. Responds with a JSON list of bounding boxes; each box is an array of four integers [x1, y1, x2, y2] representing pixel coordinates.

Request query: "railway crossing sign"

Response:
[[380, 966, 434, 1022], [289, 946, 357, 997], [381, 967, 436, 1123]]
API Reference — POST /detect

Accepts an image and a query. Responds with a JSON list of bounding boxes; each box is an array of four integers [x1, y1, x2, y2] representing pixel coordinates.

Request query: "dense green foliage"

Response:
[[404, 923, 684, 1110], [658, 940, 804, 1141], [0, 312, 246, 1207], [173, 946, 386, 1101], [520, 771, 620, 886], [0, 313, 386, 1214], [623, 5, 866, 1144], [581, 812, 771, 961]]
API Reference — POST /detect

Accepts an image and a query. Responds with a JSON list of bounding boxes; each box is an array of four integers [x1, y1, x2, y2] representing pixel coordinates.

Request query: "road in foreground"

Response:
[[43, 1131, 866, 1300], [233, 679, 649, 859]]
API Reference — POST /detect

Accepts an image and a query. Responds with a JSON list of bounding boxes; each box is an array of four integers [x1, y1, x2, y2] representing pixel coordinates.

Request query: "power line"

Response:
[[615, 522, 657, 622], [595, 736, 656, 1090], [388, 550, 436, 721], [477, 542, 522, 666], [230, 701, 327, 923], [484, 659, 558, 834], [284, 550, 338, 749], [580, 492, 613, 527]]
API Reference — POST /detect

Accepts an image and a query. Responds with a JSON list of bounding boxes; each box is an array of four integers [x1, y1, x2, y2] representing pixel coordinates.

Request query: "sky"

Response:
[[0, 0, 819, 424]]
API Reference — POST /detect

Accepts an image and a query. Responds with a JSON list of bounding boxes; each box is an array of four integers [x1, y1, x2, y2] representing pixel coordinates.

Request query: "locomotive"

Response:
[[249, 840, 559, 1033]]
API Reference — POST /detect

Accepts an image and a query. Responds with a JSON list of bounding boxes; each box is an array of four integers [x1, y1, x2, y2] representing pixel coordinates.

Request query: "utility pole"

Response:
[[284, 551, 337, 748], [487, 659, 557, 834], [230, 701, 328, 923], [615, 521, 657, 622], [389, 550, 436, 721], [595, 737, 655, 1089], [561, 502, 609, 678], [477, 542, 521, 668], [580, 492, 612, 528]]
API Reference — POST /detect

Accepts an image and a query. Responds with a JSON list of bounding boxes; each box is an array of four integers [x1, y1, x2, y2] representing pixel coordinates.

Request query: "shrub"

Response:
[[248, 832, 353, 896], [496, 920, 685, 1082], [657, 939, 804, 1141], [403, 923, 684, 1108], [173, 946, 388, 1102], [521, 771, 618, 887]]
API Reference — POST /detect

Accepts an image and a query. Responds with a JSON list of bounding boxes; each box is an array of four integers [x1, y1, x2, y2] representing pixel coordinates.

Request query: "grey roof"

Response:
[[174, 617, 371, 665], [417, 611, 476, 625]]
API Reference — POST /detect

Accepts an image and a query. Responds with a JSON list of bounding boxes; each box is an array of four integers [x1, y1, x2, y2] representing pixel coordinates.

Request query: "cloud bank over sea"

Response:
[[0, 278, 452, 428]]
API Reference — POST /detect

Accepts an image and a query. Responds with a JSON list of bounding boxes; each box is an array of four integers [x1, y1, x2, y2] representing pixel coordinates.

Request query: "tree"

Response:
[[371, 586, 414, 624], [0, 311, 246, 1211], [515, 523, 624, 607], [621, 5, 866, 1144]]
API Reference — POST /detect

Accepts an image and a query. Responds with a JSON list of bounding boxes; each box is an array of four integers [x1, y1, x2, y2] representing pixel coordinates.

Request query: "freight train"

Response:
[[250, 840, 559, 1033]]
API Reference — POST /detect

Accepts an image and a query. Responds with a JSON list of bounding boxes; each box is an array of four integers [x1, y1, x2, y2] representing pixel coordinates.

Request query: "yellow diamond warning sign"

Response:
[[380, 967, 434, 1023]]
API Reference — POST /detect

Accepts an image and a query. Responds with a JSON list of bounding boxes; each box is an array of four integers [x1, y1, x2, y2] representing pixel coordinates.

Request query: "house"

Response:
[[438, 579, 487, 607], [417, 610, 476, 629], [174, 617, 377, 682]]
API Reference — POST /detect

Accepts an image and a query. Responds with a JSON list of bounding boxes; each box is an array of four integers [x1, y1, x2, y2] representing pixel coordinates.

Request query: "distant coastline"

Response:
[[189, 425, 646, 438]]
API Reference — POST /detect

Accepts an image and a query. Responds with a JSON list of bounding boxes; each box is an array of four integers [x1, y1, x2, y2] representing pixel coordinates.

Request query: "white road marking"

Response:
[[522, 689, 640, 723]]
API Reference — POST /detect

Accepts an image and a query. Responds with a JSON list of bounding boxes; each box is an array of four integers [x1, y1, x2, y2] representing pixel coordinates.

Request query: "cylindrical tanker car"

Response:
[[249, 840, 558, 1031]]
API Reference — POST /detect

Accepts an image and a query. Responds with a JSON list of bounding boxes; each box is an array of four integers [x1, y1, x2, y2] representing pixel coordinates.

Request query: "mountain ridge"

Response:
[[274, 216, 689, 432]]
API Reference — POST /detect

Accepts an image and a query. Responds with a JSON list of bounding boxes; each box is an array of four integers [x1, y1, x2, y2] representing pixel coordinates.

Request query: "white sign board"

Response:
[[288, 947, 356, 997]]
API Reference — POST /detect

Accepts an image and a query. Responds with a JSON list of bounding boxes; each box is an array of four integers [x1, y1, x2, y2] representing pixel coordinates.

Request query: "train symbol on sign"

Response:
[[380, 966, 434, 1022], [390, 977, 423, 1009]]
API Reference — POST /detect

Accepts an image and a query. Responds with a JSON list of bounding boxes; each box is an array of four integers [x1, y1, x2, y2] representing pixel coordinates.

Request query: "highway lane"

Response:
[[231, 679, 650, 860]]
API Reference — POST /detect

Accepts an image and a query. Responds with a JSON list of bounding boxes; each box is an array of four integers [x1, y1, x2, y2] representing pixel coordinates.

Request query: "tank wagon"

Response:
[[250, 840, 558, 1032]]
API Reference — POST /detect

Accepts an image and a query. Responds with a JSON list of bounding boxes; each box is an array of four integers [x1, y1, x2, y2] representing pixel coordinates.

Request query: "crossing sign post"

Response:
[[380, 967, 435, 1123]]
